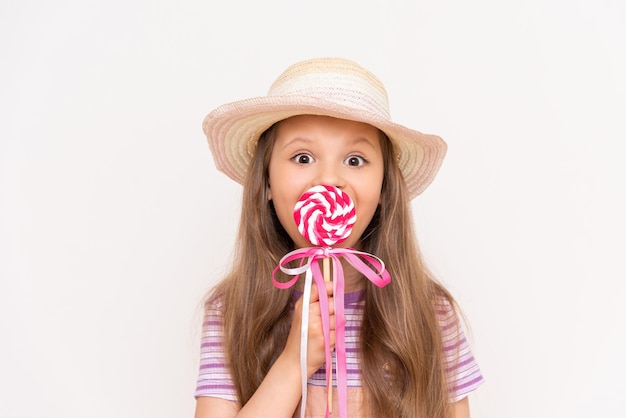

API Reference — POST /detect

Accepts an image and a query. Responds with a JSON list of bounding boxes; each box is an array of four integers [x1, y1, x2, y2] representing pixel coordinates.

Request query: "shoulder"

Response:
[[206, 294, 225, 311], [433, 294, 456, 321], [203, 291, 227, 317], [200, 294, 227, 338], [433, 294, 485, 401], [433, 293, 461, 337]]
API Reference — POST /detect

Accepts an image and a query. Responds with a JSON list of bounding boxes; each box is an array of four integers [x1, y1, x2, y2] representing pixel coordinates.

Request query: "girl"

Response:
[[194, 58, 483, 418]]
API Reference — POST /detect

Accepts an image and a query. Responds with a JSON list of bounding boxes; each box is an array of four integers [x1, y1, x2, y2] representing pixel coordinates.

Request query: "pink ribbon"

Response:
[[272, 247, 391, 418]]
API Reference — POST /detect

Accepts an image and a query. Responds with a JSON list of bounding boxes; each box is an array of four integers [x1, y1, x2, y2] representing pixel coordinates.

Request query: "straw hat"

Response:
[[202, 57, 447, 199]]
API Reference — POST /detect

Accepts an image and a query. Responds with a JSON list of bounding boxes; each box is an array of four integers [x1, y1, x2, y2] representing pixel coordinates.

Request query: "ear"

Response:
[[266, 182, 272, 201]]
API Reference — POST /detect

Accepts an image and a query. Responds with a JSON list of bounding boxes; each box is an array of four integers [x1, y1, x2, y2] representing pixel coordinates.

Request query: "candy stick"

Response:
[[322, 256, 332, 412], [293, 184, 356, 414]]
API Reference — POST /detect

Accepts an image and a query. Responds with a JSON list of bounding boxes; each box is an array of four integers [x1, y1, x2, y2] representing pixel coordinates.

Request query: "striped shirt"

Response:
[[195, 291, 483, 415]]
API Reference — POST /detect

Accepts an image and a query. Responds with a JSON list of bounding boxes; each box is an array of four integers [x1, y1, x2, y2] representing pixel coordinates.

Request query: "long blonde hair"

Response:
[[208, 121, 456, 417]]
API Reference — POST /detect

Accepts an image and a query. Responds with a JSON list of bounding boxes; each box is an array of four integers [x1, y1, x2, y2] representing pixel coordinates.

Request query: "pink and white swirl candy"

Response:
[[293, 185, 357, 247]]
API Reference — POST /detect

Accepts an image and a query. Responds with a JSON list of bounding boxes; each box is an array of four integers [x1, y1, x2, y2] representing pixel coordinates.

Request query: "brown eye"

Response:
[[345, 155, 366, 167], [293, 153, 315, 164]]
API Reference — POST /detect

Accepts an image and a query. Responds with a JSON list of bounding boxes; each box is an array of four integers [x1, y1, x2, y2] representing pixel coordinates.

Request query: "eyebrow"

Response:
[[280, 137, 313, 149], [349, 136, 378, 149]]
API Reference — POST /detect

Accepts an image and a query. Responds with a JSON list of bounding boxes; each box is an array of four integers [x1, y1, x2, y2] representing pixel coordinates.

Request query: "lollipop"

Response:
[[293, 184, 357, 413], [276, 185, 389, 418], [294, 185, 357, 246]]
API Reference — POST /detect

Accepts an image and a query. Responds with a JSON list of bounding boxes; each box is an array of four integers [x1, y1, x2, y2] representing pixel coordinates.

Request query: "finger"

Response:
[[328, 330, 336, 348], [292, 295, 304, 317], [309, 281, 320, 302], [322, 280, 334, 296], [309, 298, 334, 317], [327, 297, 334, 315], [309, 281, 334, 303]]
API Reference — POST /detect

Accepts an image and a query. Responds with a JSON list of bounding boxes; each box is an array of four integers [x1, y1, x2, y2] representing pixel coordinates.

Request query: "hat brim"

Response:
[[203, 95, 447, 199]]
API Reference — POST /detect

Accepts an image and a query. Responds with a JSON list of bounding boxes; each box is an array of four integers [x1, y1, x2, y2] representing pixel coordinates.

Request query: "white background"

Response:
[[1, 1, 625, 417]]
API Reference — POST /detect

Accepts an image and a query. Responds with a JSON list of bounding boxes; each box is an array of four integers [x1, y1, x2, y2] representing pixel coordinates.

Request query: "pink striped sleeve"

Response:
[[436, 297, 484, 402], [194, 299, 238, 402]]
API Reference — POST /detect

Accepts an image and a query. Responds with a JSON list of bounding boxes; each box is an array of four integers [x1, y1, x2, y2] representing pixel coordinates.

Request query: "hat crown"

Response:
[[267, 58, 391, 119], [203, 57, 447, 199]]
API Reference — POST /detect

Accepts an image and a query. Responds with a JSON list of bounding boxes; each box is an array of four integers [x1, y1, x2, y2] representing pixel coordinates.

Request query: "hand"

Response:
[[283, 280, 336, 378]]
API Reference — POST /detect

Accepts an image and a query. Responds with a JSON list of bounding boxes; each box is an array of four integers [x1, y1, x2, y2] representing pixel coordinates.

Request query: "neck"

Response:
[[291, 254, 367, 293], [317, 256, 366, 293], [287, 240, 381, 291], [339, 258, 367, 293]]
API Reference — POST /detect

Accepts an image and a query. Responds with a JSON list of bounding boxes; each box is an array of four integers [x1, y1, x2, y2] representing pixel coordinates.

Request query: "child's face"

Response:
[[268, 115, 384, 249]]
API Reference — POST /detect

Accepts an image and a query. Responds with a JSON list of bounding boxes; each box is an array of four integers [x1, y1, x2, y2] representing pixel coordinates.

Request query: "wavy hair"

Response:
[[207, 120, 457, 417]]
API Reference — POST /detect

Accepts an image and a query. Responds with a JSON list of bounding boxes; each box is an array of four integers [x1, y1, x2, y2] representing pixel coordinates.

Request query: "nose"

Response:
[[314, 161, 346, 190]]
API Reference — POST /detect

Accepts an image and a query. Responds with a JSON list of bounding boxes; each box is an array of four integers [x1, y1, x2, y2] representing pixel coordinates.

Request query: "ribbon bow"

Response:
[[272, 247, 391, 418]]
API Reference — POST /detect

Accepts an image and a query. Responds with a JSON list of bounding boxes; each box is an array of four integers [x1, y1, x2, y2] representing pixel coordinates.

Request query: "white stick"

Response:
[[323, 257, 333, 413]]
